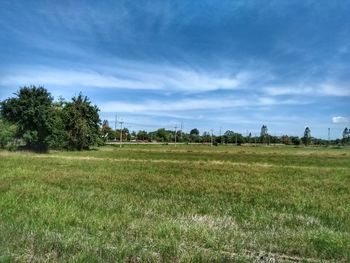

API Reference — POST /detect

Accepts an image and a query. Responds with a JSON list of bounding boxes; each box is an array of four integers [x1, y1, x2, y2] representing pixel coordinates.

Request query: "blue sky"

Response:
[[0, 0, 349, 138]]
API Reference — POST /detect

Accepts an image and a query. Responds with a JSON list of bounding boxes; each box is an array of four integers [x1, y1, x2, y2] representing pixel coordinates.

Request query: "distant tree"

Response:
[[122, 128, 130, 141], [136, 130, 148, 141], [224, 130, 235, 143], [101, 120, 113, 141], [260, 125, 268, 144], [155, 128, 170, 142], [181, 132, 190, 143], [0, 86, 54, 151], [281, 135, 292, 145], [62, 93, 101, 150], [246, 132, 252, 143], [202, 131, 211, 143], [190, 128, 199, 135], [234, 133, 245, 145], [302, 127, 311, 146], [190, 128, 200, 143], [290, 136, 301, 146]]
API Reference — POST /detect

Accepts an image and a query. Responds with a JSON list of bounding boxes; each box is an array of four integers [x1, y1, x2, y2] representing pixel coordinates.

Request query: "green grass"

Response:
[[0, 145, 349, 262]]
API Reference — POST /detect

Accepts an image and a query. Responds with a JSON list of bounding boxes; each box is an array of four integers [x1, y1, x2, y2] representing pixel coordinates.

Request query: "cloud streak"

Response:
[[99, 97, 310, 113], [0, 65, 251, 93], [332, 116, 350, 124], [264, 83, 350, 97]]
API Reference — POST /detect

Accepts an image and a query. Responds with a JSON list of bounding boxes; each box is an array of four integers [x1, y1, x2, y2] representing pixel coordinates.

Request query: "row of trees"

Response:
[[0, 86, 101, 151], [101, 122, 339, 146]]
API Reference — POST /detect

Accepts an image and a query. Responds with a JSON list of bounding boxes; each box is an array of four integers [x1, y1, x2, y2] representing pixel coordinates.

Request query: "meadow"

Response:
[[0, 145, 349, 262]]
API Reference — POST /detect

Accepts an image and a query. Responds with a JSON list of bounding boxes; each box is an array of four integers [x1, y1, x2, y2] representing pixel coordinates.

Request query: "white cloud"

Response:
[[0, 65, 250, 93], [263, 86, 314, 96], [264, 83, 350, 97], [332, 116, 350, 124], [320, 84, 350, 97], [99, 97, 309, 113]]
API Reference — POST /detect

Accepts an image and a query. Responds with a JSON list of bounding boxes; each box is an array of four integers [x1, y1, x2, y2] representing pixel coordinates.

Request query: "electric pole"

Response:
[[119, 120, 124, 148], [210, 129, 213, 147], [328, 128, 331, 145]]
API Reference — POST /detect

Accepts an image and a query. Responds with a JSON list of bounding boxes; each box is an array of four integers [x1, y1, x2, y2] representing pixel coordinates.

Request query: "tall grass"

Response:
[[0, 145, 349, 262]]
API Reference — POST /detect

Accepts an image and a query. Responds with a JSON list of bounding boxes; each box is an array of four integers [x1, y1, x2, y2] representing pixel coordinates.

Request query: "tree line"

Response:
[[0, 86, 348, 151], [101, 122, 347, 146]]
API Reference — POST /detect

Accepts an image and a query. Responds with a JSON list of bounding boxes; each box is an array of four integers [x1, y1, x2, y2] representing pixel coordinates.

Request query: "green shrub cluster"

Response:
[[0, 86, 102, 151]]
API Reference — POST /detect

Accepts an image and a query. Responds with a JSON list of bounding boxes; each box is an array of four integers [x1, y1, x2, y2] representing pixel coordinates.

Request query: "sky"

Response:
[[0, 0, 349, 138]]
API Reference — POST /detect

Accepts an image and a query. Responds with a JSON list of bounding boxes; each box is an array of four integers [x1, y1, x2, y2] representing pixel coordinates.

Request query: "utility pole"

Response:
[[210, 129, 213, 147], [235, 133, 238, 146], [119, 120, 124, 148], [328, 128, 331, 145], [174, 126, 178, 147]]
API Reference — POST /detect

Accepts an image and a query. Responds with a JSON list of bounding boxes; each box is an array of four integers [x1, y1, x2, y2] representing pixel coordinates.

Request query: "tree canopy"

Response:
[[63, 93, 101, 150], [0, 86, 54, 151], [0, 87, 101, 151]]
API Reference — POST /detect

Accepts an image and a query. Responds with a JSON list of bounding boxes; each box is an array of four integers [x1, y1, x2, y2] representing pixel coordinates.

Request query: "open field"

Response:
[[0, 145, 349, 262]]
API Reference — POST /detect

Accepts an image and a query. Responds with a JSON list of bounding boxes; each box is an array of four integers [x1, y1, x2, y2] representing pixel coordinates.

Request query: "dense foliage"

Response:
[[0, 86, 101, 151], [63, 94, 102, 150], [1, 87, 54, 151], [0, 119, 16, 150]]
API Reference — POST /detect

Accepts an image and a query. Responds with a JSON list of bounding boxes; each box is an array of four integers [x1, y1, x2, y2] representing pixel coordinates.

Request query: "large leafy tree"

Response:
[[0, 86, 54, 151], [62, 93, 101, 150]]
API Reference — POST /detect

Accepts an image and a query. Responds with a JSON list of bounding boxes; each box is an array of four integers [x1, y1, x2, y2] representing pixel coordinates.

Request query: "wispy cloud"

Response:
[[264, 83, 350, 97], [99, 97, 310, 113], [332, 116, 350, 124], [0, 65, 251, 92]]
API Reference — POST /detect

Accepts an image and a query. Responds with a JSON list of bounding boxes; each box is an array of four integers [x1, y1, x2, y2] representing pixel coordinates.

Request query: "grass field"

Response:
[[0, 145, 349, 262]]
